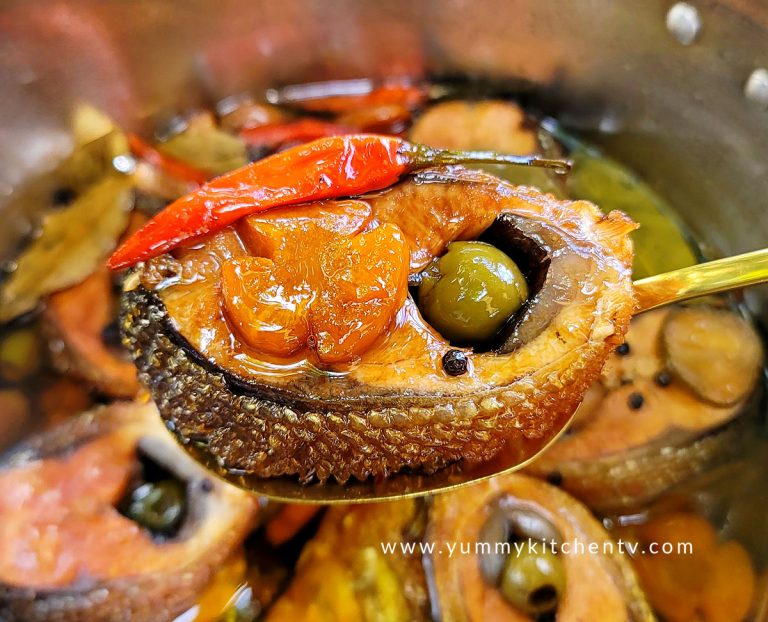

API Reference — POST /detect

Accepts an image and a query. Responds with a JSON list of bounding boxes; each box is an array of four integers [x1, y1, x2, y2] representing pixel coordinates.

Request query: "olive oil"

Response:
[[0, 79, 765, 621]]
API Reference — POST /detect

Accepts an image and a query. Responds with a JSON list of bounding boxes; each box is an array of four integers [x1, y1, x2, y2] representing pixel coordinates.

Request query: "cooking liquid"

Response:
[[0, 81, 765, 621]]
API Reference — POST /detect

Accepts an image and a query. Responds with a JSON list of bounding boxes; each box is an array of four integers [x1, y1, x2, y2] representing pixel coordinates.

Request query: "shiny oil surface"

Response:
[[0, 1, 767, 617]]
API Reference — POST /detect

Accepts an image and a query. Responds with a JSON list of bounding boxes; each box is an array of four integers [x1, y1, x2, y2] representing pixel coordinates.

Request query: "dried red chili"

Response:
[[108, 134, 569, 270], [278, 83, 427, 113], [127, 134, 209, 186], [240, 119, 355, 150]]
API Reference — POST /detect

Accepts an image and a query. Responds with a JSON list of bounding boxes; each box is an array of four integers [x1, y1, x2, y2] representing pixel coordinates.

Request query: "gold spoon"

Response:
[[200, 249, 768, 504], [633, 247, 768, 312]]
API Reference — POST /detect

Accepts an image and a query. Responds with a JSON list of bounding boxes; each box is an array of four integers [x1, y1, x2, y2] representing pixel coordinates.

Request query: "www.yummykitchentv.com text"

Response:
[[380, 538, 692, 558]]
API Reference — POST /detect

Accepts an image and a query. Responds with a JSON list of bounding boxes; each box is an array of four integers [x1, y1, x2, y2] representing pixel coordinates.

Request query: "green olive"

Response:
[[418, 241, 528, 344], [499, 542, 566, 615], [124, 479, 187, 535]]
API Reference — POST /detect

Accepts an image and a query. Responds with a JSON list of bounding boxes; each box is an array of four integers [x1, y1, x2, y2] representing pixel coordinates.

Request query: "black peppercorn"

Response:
[[51, 187, 76, 207], [615, 343, 631, 356], [654, 371, 672, 387], [546, 471, 563, 486], [627, 391, 645, 410], [101, 321, 122, 349], [442, 349, 469, 376]]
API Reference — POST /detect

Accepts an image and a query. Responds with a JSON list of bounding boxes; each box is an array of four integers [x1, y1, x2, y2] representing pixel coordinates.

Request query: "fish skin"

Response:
[[121, 170, 635, 484]]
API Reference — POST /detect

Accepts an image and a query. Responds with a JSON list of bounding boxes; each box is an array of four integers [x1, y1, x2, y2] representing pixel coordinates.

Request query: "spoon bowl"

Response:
[[185, 247, 768, 503]]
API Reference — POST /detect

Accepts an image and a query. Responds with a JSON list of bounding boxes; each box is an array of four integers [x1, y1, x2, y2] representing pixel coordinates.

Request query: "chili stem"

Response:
[[109, 135, 574, 270], [411, 145, 572, 174]]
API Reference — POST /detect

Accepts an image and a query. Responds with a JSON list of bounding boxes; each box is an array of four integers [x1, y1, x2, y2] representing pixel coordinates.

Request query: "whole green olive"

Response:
[[124, 479, 187, 535], [418, 241, 529, 344], [499, 542, 566, 615]]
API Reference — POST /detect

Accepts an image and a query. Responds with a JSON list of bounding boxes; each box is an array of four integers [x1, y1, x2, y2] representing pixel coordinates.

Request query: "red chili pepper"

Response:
[[336, 103, 413, 135], [285, 84, 427, 113], [108, 134, 570, 270], [127, 133, 209, 186], [240, 118, 355, 149]]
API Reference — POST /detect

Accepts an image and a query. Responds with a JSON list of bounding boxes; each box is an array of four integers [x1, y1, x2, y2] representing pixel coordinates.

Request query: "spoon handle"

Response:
[[633, 247, 768, 313]]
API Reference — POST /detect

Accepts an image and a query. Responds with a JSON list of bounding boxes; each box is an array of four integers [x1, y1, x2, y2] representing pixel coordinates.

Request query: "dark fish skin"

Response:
[[0, 402, 256, 622], [122, 288, 508, 484], [265, 475, 655, 622], [528, 414, 757, 514], [122, 286, 603, 484], [121, 172, 636, 485], [427, 475, 657, 621], [525, 307, 765, 514], [2, 572, 207, 622]]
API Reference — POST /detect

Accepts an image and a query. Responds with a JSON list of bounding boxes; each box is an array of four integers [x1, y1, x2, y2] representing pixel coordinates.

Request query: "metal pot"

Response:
[[1, 0, 767, 615], [1, 0, 766, 317]]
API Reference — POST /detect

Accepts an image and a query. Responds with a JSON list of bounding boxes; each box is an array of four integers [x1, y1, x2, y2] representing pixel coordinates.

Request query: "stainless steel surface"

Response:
[[1, 0, 767, 325], [0, 0, 767, 499]]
